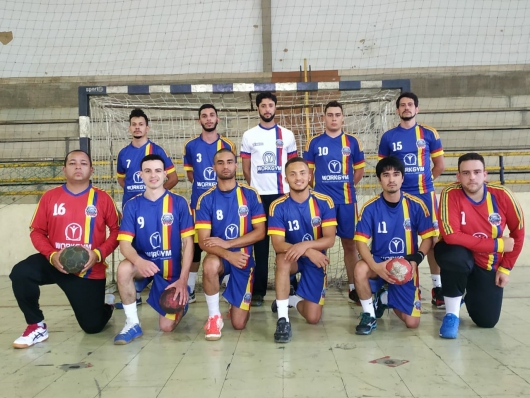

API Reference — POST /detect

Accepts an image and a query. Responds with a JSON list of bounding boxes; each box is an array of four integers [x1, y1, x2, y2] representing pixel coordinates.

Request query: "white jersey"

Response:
[[240, 124, 298, 195]]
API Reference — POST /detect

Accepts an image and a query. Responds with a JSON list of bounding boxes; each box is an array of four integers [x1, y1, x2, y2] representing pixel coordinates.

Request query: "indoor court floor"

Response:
[[0, 264, 529, 398]]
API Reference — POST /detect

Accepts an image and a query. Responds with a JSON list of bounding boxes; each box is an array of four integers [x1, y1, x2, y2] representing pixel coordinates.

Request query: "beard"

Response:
[[259, 112, 275, 123], [399, 112, 416, 121], [218, 171, 236, 180], [289, 184, 308, 193], [201, 121, 218, 133]]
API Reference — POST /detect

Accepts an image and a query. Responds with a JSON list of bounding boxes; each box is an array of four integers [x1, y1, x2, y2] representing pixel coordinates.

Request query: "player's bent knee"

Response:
[[404, 317, 420, 329], [79, 321, 106, 334], [160, 323, 177, 333], [305, 314, 322, 325], [231, 317, 248, 330], [471, 316, 498, 329], [353, 260, 370, 278]]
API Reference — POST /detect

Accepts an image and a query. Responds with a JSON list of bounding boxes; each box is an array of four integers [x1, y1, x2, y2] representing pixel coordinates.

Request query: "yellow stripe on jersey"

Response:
[[312, 191, 335, 209], [357, 195, 380, 222], [401, 197, 413, 255], [269, 194, 289, 216], [488, 183, 524, 229], [419, 123, 441, 140], [318, 265, 327, 306], [309, 197, 319, 239], [411, 268, 421, 317], [439, 184, 461, 235], [83, 188, 95, 245], [403, 192, 430, 217], [485, 192, 496, 270], [239, 268, 254, 311], [341, 135, 350, 204], [162, 194, 170, 279]]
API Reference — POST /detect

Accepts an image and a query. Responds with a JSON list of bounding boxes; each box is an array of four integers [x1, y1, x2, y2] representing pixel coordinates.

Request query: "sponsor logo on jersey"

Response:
[[404, 153, 417, 166], [196, 181, 217, 188], [416, 139, 426, 148], [302, 233, 313, 241], [342, 146, 351, 156], [55, 242, 92, 250], [488, 213, 501, 226], [144, 249, 172, 259], [328, 160, 342, 174], [225, 224, 239, 240], [243, 292, 252, 304], [65, 223, 82, 241], [311, 216, 322, 227], [133, 171, 144, 184], [203, 167, 216, 181], [161, 213, 174, 226], [150, 232, 161, 249], [389, 237, 405, 254], [238, 205, 249, 217], [252, 142, 264, 147], [275, 139, 284, 148], [403, 218, 412, 231], [257, 151, 281, 173], [85, 205, 97, 218]]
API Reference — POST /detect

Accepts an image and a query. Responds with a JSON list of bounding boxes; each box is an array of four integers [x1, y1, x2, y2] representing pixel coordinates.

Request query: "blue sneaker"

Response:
[[356, 312, 377, 335], [374, 286, 388, 319], [439, 314, 460, 339], [114, 297, 142, 310], [114, 324, 143, 345]]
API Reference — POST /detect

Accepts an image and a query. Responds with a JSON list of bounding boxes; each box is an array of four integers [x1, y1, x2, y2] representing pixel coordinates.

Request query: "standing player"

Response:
[[183, 104, 236, 303], [269, 157, 337, 343], [10, 150, 120, 348], [241, 92, 298, 306], [115, 108, 178, 308], [436, 153, 524, 338], [195, 149, 266, 340], [114, 154, 194, 344], [354, 156, 435, 335], [378, 92, 446, 308], [304, 100, 365, 303]]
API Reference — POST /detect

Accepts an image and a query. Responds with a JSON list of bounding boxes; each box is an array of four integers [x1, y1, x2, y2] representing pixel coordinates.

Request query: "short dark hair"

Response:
[[285, 156, 308, 172], [140, 154, 165, 169], [324, 100, 343, 113], [256, 92, 277, 107], [458, 152, 485, 171], [376, 156, 405, 179], [64, 150, 92, 167], [396, 92, 419, 109], [198, 104, 218, 118], [129, 108, 149, 126], [214, 148, 236, 162]]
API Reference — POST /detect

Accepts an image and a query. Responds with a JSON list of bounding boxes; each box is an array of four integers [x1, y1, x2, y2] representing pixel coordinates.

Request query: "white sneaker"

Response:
[[13, 323, 49, 349]]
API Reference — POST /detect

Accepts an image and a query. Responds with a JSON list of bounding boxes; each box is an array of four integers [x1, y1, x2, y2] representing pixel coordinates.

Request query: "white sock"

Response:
[[360, 298, 376, 318], [105, 293, 115, 305], [188, 272, 198, 292], [136, 292, 141, 300], [445, 296, 462, 317], [276, 299, 289, 321], [37, 321, 45, 327], [432, 274, 442, 288], [288, 295, 302, 309], [380, 291, 388, 305], [205, 293, 221, 317], [349, 283, 355, 291], [123, 302, 139, 326]]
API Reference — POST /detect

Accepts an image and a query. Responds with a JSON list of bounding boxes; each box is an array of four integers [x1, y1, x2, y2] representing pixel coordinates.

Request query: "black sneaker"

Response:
[[348, 289, 360, 305], [431, 287, 445, 309], [374, 286, 388, 319], [274, 317, 292, 343], [355, 312, 377, 335]]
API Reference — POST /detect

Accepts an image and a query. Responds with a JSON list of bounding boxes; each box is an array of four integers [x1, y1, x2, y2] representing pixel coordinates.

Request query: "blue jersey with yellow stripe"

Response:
[[118, 190, 194, 282], [354, 192, 437, 259]]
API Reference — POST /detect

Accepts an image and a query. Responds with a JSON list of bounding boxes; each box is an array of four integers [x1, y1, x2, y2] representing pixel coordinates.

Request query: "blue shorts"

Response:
[[294, 257, 327, 305], [414, 191, 439, 235], [335, 203, 358, 239], [146, 273, 190, 320], [220, 256, 255, 311], [370, 255, 421, 317]]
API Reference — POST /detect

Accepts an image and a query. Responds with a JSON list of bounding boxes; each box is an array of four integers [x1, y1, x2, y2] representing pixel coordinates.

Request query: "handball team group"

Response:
[[9, 91, 524, 348]]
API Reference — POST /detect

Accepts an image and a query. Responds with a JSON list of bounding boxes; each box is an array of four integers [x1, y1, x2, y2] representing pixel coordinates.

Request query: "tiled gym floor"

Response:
[[0, 265, 529, 398]]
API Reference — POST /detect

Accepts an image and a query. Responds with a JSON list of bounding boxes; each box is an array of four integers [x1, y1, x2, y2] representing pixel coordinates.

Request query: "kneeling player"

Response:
[[269, 157, 337, 343], [195, 149, 266, 340], [353, 156, 435, 335], [114, 155, 194, 344]]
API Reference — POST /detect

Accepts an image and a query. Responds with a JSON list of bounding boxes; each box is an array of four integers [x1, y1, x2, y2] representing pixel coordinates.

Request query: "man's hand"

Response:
[[305, 248, 330, 268], [495, 270, 510, 288], [136, 258, 159, 278], [371, 259, 395, 284], [285, 241, 311, 262], [166, 278, 189, 306], [51, 251, 68, 274], [80, 249, 100, 273], [227, 251, 250, 269], [502, 237, 515, 252], [203, 237, 231, 249]]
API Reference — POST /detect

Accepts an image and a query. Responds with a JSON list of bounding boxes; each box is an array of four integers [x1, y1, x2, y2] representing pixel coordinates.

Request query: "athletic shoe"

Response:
[[251, 294, 264, 307], [374, 287, 388, 319], [188, 290, 196, 304], [204, 314, 224, 341], [355, 312, 377, 335], [114, 297, 142, 310], [439, 314, 460, 339], [13, 323, 49, 349], [114, 324, 143, 345], [348, 289, 361, 305], [274, 317, 292, 343], [431, 287, 445, 308]]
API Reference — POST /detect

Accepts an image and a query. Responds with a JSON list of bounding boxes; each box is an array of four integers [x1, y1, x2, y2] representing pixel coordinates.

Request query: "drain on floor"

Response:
[[369, 356, 409, 367]]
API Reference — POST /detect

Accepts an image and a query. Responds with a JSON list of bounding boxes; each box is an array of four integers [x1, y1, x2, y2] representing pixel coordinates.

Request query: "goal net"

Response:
[[87, 84, 401, 288]]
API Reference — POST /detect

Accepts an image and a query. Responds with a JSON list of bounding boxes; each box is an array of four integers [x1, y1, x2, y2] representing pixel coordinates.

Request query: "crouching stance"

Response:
[[114, 154, 194, 344], [268, 157, 337, 343], [195, 149, 266, 340], [354, 156, 435, 335]]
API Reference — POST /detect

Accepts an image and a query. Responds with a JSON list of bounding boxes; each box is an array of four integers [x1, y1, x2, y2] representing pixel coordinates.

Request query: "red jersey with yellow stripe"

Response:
[[29, 184, 120, 280], [118, 190, 194, 282], [378, 123, 443, 195], [438, 182, 524, 274]]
